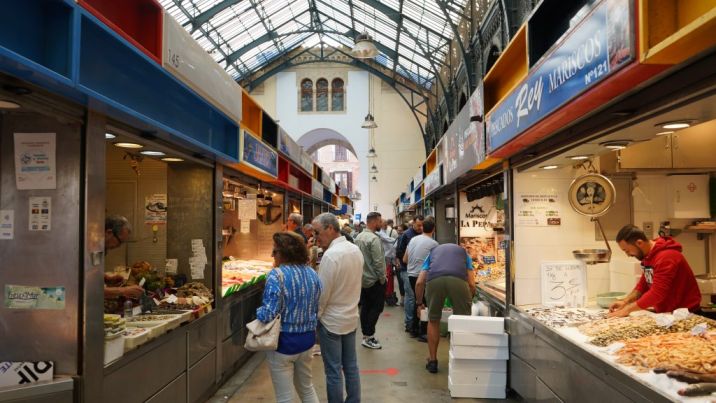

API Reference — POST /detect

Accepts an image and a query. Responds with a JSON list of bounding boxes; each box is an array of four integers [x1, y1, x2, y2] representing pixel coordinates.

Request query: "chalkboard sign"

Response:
[[540, 261, 586, 307]]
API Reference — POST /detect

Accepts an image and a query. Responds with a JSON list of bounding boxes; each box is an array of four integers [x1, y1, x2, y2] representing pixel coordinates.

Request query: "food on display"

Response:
[[176, 282, 214, 301], [615, 332, 716, 374], [104, 314, 126, 338], [578, 315, 654, 337], [222, 258, 272, 297], [475, 262, 505, 283], [589, 316, 665, 347], [524, 306, 606, 328], [122, 327, 150, 351], [126, 314, 179, 323]]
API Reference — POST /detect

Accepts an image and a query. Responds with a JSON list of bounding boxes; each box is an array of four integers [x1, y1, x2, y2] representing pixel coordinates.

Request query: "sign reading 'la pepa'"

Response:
[[487, 0, 633, 153]]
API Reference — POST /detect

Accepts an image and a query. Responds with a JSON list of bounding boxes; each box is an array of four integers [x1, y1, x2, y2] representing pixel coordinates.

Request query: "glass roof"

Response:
[[159, 0, 474, 90]]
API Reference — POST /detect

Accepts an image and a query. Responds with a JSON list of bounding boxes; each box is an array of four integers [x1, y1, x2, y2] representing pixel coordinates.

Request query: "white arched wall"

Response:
[[298, 128, 358, 157], [250, 64, 426, 219]]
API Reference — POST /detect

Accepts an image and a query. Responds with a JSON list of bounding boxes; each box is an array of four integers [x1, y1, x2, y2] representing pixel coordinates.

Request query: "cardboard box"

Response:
[[451, 331, 508, 347], [448, 315, 504, 334], [451, 344, 509, 360], [449, 350, 507, 372], [449, 376, 506, 399], [449, 364, 507, 385], [0, 361, 54, 387]]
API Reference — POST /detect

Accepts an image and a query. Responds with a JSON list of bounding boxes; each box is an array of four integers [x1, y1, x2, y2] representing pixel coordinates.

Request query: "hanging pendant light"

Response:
[[361, 113, 378, 129], [352, 32, 379, 59], [370, 164, 379, 174], [366, 147, 377, 158], [371, 175, 378, 183]]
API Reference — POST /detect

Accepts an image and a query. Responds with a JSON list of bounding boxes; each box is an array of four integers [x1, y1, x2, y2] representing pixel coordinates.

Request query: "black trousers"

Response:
[[409, 276, 427, 335], [360, 282, 386, 337]]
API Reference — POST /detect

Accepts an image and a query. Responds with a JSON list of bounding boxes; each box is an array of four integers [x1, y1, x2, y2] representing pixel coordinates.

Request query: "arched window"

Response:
[[331, 78, 344, 111], [316, 78, 329, 111], [300, 79, 313, 111]]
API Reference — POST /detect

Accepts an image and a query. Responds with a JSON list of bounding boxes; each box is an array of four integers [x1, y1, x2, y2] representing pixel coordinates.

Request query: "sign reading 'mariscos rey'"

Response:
[[487, 0, 633, 153]]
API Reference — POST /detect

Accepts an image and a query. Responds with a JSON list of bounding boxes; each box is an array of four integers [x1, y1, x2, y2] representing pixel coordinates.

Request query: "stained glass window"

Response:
[[300, 79, 313, 112], [316, 78, 329, 112]]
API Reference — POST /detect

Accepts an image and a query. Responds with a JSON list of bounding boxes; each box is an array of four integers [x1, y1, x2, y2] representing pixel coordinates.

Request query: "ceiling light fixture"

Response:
[[541, 165, 559, 170], [370, 164, 379, 174], [366, 147, 377, 158], [659, 121, 692, 130], [351, 32, 379, 59], [105, 132, 116, 139], [601, 140, 631, 150], [569, 155, 591, 160], [140, 150, 166, 156], [656, 131, 674, 136], [361, 113, 378, 129], [114, 142, 144, 149], [371, 175, 378, 182], [161, 157, 184, 162], [0, 100, 21, 109]]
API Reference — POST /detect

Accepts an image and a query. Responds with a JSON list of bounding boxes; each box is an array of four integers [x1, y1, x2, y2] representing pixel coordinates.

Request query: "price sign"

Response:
[[540, 261, 586, 307]]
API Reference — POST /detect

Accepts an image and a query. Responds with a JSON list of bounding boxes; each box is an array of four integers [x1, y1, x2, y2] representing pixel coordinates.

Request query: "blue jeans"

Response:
[[318, 324, 361, 403], [400, 270, 415, 327]]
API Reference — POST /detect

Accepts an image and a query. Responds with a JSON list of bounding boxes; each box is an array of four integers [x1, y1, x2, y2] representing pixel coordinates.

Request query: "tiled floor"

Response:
[[211, 304, 520, 402]]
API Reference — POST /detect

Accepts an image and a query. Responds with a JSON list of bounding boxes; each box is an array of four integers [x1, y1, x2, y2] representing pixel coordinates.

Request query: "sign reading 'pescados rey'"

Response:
[[487, 0, 634, 153]]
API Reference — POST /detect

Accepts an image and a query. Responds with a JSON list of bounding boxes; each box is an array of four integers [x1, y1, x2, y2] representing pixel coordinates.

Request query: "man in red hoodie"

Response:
[[608, 224, 701, 318]]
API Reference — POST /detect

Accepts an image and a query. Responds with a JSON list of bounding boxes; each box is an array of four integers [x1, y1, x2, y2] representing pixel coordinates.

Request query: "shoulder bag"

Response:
[[244, 267, 285, 351]]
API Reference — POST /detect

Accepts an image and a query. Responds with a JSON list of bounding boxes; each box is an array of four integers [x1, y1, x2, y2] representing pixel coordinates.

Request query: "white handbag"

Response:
[[244, 268, 284, 352]]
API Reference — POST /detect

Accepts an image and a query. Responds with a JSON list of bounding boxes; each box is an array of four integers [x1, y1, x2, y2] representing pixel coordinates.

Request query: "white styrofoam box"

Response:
[[163, 16, 243, 123], [448, 364, 507, 386], [666, 174, 710, 218], [451, 331, 508, 347], [104, 336, 125, 365], [449, 350, 507, 372], [448, 315, 504, 334], [451, 344, 509, 360], [0, 361, 53, 387], [449, 376, 506, 399]]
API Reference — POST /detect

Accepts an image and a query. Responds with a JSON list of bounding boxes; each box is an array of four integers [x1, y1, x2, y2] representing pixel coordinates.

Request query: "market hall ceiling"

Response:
[[160, 0, 475, 94]]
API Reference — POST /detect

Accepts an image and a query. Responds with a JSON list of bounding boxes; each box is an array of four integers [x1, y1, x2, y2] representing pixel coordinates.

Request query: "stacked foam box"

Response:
[[447, 315, 507, 399]]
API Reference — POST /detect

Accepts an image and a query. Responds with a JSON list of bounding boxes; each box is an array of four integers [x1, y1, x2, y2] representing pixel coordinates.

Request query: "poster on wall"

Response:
[[540, 261, 587, 307], [238, 199, 257, 221], [28, 197, 51, 231], [0, 210, 13, 240], [459, 192, 500, 237], [4, 285, 65, 310], [14, 133, 56, 190], [241, 131, 278, 178], [516, 193, 561, 226], [443, 102, 485, 184], [144, 194, 167, 224]]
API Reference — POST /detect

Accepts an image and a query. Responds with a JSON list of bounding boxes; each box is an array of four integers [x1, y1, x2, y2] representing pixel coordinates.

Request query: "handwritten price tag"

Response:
[[540, 261, 586, 307]]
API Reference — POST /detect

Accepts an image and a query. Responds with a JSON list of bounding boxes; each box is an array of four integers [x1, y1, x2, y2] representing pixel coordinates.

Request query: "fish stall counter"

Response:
[[508, 304, 716, 402]]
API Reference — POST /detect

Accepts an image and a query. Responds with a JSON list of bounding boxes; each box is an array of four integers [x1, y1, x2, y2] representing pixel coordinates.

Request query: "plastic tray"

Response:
[[124, 320, 167, 339], [123, 327, 149, 351]]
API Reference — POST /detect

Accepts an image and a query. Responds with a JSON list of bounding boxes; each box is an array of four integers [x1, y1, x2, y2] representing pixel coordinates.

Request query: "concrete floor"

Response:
[[211, 304, 520, 402]]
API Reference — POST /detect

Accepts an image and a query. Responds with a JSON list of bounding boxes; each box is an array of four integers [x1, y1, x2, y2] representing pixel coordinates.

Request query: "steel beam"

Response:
[[189, 0, 243, 32]]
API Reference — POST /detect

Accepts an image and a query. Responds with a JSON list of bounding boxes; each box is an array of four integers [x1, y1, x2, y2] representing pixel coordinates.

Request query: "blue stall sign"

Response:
[[241, 130, 278, 178], [487, 0, 633, 153]]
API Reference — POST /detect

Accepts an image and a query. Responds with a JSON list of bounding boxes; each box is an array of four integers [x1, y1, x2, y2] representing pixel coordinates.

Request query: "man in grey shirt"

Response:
[[403, 217, 438, 339], [354, 212, 386, 350]]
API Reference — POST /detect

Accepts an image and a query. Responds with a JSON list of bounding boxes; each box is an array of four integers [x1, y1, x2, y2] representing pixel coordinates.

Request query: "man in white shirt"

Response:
[[312, 213, 364, 403]]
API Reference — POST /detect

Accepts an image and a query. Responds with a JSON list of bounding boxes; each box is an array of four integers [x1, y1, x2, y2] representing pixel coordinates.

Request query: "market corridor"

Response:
[[209, 304, 518, 403]]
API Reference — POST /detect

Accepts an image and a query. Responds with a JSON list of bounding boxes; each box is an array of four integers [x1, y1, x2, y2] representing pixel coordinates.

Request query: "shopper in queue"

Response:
[[377, 218, 399, 306], [312, 213, 364, 403], [608, 224, 701, 318], [354, 212, 387, 349], [395, 216, 424, 333], [415, 243, 476, 373], [285, 213, 307, 243], [256, 232, 322, 403], [403, 217, 438, 340]]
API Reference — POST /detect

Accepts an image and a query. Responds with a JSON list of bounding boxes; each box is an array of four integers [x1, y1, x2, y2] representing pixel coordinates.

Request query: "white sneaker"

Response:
[[361, 337, 382, 349]]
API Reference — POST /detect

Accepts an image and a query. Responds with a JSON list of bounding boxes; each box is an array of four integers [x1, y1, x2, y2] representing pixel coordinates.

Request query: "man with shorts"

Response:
[[415, 243, 476, 373]]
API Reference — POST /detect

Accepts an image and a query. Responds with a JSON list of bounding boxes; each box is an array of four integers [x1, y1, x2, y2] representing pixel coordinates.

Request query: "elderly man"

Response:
[[103, 215, 144, 299], [354, 212, 386, 349], [286, 213, 307, 243], [312, 213, 364, 403], [416, 243, 476, 373]]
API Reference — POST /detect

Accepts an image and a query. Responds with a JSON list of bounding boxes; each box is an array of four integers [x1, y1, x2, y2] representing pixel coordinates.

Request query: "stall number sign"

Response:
[[540, 261, 586, 307]]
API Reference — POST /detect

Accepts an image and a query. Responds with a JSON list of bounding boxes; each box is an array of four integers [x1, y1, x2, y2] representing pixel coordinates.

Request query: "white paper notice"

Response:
[[238, 199, 257, 220], [28, 197, 51, 231], [190, 239, 207, 279], [516, 193, 561, 227], [0, 210, 14, 240], [14, 133, 56, 190], [165, 259, 178, 274], [540, 260, 586, 307], [240, 220, 251, 234]]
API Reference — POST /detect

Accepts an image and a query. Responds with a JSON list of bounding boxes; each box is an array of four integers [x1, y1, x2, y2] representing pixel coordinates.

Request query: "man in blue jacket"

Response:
[[394, 215, 424, 333]]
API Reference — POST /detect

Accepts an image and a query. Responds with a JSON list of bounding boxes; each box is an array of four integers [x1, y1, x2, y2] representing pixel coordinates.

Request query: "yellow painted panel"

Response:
[[643, 6, 716, 64], [484, 26, 528, 113], [473, 157, 502, 171]]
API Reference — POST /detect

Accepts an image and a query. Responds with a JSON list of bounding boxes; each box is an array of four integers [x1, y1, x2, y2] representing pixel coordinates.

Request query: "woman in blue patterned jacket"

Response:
[[257, 231, 322, 403]]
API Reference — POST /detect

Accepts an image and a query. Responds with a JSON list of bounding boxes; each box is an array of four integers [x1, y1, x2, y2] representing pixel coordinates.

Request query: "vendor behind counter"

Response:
[[608, 224, 701, 317]]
